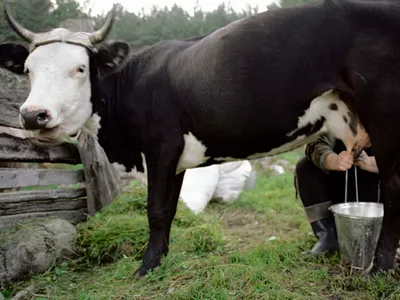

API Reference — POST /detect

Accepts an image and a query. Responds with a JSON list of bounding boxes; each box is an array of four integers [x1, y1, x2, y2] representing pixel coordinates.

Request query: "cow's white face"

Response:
[[0, 38, 130, 144], [21, 43, 93, 141], [0, 2, 124, 145]]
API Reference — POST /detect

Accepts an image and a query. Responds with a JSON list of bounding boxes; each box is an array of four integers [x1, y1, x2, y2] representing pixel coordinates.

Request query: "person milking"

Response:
[[294, 132, 380, 255]]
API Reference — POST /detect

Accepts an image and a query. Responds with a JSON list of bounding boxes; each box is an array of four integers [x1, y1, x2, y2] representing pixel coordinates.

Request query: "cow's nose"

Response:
[[20, 108, 52, 130]]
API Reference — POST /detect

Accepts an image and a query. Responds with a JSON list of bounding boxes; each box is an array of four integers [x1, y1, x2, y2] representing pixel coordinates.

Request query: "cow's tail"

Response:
[[294, 172, 299, 200]]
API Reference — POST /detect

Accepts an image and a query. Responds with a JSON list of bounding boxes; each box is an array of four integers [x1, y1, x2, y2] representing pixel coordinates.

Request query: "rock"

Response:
[[0, 218, 76, 286], [10, 285, 35, 300], [250, 156, 296, 176], [270, 164, 285, 174]]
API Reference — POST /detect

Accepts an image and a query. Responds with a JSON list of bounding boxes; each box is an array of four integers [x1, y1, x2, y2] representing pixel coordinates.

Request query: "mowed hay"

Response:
[[5, 171, 400, 300], [74, 181, 224, 265], [76, 213, 149, 264]]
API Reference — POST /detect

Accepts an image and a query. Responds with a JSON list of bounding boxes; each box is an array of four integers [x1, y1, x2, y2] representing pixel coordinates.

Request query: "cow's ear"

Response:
[[0, 43, 29, 74], [94, 41, 130, 77]]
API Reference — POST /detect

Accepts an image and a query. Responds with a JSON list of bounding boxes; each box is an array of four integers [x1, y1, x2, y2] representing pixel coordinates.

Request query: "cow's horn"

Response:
[[4, 0, 36, 43], [89, 4, 116, 45]]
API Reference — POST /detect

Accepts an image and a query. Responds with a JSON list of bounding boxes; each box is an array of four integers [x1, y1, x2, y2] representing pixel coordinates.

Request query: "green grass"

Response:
[[4, 156, 400, 300], [276, 148, 305, 165]]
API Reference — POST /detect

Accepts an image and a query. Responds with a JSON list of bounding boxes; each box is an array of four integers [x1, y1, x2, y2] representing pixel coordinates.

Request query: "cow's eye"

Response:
[[24, 67, 29, 74], [77, 65, 86, 73]]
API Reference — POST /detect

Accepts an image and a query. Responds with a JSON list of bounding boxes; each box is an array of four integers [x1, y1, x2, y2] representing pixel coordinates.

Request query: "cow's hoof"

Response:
[[133, 261, 160, 278]]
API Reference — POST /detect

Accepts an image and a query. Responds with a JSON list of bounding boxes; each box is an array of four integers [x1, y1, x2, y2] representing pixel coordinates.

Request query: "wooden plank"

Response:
[[77, 132, 121, 215], [0, 198, 87, 216], [0, 168, 85, 189], [0, 133, 81, 164], [0, 187, 87, 216], [0, 208, 87, 230], [0, 187, 86, 203]]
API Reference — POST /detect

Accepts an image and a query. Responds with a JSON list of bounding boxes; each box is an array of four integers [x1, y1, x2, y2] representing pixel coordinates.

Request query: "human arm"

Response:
[[354, 150, 379, 173], [305, 133, 353, 172]]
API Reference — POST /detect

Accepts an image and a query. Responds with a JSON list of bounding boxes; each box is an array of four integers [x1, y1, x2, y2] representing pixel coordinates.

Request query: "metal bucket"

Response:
[[329, 167, 383, 270]]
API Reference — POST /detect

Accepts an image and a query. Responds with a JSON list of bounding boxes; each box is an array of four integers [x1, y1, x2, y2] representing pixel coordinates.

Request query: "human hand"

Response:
[[336, 151, 354, 171], [324, 151, 354, 171], [354, 150, 379, 173]]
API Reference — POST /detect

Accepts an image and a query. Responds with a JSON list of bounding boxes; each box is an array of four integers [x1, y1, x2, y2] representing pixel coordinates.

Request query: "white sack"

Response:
[[212, 161, 253, 203], [179, 164, 220, 214]]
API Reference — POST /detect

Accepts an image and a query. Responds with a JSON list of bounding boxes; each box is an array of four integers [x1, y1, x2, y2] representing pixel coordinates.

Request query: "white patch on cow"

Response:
[[21, 42, 93, 138], [112, 152, 148, 185], [287, 89, 350, 141], [176, 132, 209, 174]]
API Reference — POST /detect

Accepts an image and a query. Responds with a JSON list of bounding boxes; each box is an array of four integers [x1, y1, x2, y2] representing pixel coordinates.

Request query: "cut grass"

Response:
[[4, 157, 400, 299]]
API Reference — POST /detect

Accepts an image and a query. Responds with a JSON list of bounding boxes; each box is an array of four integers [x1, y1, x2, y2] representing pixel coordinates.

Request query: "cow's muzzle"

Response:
[[20, 108, 52, 130]]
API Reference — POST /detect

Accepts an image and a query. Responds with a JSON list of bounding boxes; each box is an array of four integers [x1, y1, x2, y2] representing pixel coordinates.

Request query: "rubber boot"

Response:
[[303, 215, 339, 255]]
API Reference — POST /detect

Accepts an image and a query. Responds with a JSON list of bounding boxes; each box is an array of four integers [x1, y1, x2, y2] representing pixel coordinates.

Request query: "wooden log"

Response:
[[0, 133, 81, 164], [0, 198, 87, 216], [77, 132, 121, 215], [0, 187, 86, 203], [0, 168, 84, 189], [0, 208, 87, 230], [0, 187, 87, 216]]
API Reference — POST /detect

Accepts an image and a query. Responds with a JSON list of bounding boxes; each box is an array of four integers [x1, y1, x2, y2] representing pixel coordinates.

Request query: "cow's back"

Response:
[[164, 0, 354, 155]]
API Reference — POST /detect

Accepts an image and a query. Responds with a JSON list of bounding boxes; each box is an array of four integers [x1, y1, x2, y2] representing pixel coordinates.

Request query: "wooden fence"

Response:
[[0, 130, 121, 230], [0, 19, 121, 230], [0, 133, 84, 229]]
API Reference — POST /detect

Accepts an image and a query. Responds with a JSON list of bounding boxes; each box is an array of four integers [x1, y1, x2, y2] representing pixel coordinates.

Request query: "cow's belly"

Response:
[[176, 89, 362, 173], [213, 129, 326, 162]]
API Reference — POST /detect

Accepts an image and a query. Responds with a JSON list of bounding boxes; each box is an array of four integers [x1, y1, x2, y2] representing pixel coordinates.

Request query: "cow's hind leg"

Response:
[[134, 141, 185, 277], [370, 176, 400, 275]]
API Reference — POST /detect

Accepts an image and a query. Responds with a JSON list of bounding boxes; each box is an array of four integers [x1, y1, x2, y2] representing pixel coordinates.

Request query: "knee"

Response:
[[295, 156, 315, 178], [295, 156, 327, 190]]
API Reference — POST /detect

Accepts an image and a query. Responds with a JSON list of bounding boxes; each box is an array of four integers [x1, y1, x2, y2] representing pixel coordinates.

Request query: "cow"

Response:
[[0, 0, 399, 277]]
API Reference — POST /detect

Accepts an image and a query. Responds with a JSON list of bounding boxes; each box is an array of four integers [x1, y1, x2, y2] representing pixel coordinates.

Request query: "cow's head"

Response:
[[0, 1, 130, 145]]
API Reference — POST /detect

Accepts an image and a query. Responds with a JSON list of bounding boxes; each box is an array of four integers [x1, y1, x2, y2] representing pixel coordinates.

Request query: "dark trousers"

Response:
[[295, 156, 381, 252], [295, 157, 380, 213]]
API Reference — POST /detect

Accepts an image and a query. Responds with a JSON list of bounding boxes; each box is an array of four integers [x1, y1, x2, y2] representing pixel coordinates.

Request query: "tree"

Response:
[[267, 0, 313, 10], [0, 0, 263, 51], [0, 0, 54, 43], [49, 0, 87, 27]]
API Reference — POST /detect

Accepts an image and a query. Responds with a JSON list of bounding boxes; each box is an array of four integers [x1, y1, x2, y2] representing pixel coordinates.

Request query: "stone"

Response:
[[0, 218, 76, 286], [10, 285, 35, 300]]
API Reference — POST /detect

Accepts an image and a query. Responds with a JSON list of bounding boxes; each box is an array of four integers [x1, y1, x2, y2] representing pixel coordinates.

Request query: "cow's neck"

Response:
[[89, 56, 144, 172]]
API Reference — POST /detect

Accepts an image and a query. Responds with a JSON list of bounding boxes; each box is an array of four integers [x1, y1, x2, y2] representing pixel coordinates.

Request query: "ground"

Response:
[[3, 151, 400, 300]]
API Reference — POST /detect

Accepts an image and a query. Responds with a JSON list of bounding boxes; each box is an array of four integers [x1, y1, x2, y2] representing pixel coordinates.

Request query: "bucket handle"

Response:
[[345, 166, 381, 203], [345, 168, 358, 203], [344, 167, 359, 203]]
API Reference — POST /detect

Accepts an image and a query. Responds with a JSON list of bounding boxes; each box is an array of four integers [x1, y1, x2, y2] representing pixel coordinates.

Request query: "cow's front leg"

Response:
[[370, 177, 400, 275], [134, 142, 185, 277]]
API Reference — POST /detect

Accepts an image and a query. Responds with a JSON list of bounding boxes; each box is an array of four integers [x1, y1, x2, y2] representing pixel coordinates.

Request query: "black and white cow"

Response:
[[1, 0, 399, 277]]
